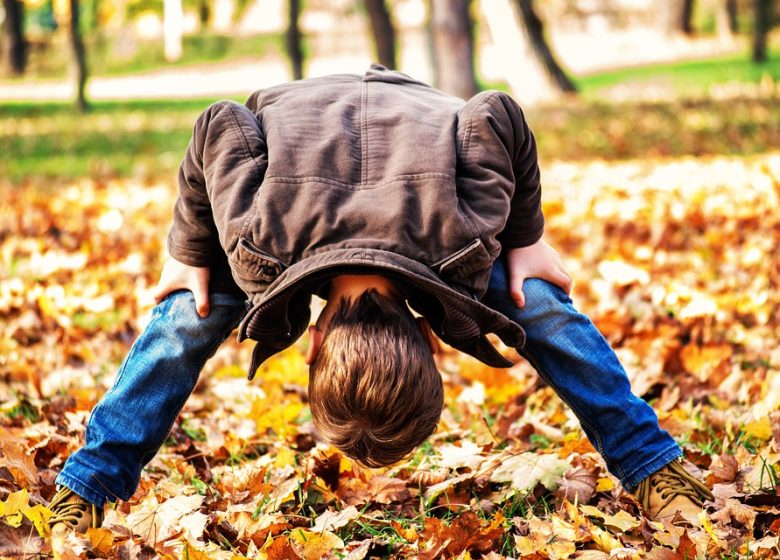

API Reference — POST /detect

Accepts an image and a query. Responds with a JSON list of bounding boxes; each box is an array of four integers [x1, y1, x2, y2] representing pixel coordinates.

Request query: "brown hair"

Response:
[[308, 289, 443, 468]]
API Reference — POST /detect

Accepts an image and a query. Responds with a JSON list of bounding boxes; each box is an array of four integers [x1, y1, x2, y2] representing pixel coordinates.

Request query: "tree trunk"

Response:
[[512, 0, 577, 93], [752, 0, 772, 62], [727, 0, 738, 32], [2, 0, 27, 75], [659, 0, 695, 35], [69, 0, 89, 112], [286, 0, 303, 79], [364, 0, 397, 69], [715, 0, 737, 40], [681, 0, 695, 34], [429, 0, 478, 100], [163, 0, 184, 62]]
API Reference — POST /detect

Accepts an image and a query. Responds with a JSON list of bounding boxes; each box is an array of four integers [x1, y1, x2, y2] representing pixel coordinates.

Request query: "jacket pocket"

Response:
[[433, 238, 492, 290], [229, 237, 286, 290]]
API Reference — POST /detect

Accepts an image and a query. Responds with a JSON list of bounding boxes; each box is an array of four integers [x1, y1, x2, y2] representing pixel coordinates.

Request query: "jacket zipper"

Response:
[[435, 239, 482, 273]]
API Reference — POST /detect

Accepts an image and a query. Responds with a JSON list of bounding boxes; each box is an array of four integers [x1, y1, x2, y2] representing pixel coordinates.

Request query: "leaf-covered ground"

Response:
[[1, 150, 779, 559]]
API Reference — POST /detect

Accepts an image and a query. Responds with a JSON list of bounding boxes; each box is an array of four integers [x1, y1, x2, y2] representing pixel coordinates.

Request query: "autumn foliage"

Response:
[[1, 152, 779, 558]]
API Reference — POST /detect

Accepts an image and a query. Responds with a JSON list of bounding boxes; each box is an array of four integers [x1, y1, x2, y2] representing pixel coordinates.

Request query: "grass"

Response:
[[0, 98, 239, 182], [575, 46, 780, 98], [2, 93, 778, 184]]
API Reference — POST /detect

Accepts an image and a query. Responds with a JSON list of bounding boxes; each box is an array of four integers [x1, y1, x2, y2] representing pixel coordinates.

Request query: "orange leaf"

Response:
[[86, 527, 114, 555]]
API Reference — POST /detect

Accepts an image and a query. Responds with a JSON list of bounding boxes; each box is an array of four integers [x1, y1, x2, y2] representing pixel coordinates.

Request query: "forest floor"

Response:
[[0, 89, 779, 557]]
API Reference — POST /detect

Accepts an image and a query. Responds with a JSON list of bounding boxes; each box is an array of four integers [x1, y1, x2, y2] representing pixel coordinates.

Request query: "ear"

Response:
[[416, 316, 440, 355], [305, 325, 324, 365]]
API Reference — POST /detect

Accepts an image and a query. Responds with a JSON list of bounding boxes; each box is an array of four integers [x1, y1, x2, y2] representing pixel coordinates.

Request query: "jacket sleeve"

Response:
[[492, 93, 544, 249], [167, 100, 268, 266], [457, 91, 544, 250]]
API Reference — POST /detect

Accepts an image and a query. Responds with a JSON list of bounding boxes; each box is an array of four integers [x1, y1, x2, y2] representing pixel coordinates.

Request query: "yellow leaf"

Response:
[[22, 504, 52, 537], [1, 488, 29, 527], [87, 527, 115, 554], [590, 526, 623, 553], [289, 529, 344, 560], [698, 511, 721, 546], [743, 417, 772, 441], [595, 477, 615, 492], [274, 447, 298, 469], [181, 541, 210, 560]]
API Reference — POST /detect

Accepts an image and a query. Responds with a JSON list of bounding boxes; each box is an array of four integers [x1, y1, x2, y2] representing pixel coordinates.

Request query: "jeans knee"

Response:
[[522, 278, 567, 309]]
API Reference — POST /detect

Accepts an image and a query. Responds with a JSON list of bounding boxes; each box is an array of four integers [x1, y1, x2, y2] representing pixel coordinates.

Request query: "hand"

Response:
[[506, 239, 572, 308], [153, 257, 211, 317]]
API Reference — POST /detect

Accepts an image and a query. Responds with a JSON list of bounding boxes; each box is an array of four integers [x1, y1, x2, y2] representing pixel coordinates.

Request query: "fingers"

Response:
[[553, 267, 573, 294], [510, 274, 526, 309], [153, 281, 181, 304], [192, 273, 210, 318]]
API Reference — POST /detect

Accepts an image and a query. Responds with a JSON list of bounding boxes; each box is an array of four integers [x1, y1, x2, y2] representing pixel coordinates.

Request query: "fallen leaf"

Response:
[[312, 506, 360, 532]]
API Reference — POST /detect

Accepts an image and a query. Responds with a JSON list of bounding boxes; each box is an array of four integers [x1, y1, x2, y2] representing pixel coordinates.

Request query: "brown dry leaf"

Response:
[[710, 498, 758, 530], [556, 466, 598, 504], [0, 524, 45, 557], [366, 475, 410, 505], [644, 546, 681, 560], [312, 505, 360, 533], [0, 433, 39, 485], [709, 454, 739, 483]]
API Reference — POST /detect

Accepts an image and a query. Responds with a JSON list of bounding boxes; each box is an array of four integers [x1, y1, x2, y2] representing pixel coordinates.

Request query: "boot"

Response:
[[48, 486, 103, 532], [634, 458, 713, 522]]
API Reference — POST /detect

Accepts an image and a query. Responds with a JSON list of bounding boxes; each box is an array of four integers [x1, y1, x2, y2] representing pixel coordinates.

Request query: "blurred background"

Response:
[[0, 0, 777, 181]]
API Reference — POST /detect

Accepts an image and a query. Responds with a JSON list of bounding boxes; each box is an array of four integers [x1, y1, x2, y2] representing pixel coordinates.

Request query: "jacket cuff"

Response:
[[167, 232, 219, 267], [498, 221, 545, 250]]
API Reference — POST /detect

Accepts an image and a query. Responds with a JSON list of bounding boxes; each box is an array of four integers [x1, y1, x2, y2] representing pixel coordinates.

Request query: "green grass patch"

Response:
[[0, 97, 242, 182], [1, 92, 778, 184], [576, 47, 780, 98]]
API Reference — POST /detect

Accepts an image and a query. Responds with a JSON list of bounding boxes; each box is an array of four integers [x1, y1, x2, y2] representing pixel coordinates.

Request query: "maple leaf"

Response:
[[489, 452, 570, 495], [125, 493, 205, 545]]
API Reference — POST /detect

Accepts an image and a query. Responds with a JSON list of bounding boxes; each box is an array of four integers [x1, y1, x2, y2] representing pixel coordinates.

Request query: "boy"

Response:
[[49, 65, 712, 532]]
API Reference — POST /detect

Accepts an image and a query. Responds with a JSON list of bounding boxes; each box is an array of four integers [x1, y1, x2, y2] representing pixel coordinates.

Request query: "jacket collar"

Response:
[[238, 247, 525, 380]]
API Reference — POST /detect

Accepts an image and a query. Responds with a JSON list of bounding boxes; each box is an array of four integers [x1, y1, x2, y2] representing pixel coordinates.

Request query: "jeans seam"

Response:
[[518, 345, 628, 482]]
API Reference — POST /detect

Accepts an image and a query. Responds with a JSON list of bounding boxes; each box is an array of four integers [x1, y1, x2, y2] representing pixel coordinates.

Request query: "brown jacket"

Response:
[[168, 65, 544, 377]]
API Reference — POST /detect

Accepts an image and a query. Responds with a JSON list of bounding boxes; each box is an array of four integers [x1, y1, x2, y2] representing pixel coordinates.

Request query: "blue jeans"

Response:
[[57, 262, 680, 506]]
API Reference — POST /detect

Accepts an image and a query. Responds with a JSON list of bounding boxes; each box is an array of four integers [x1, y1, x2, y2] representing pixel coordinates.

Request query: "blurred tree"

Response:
[[286, 0, 303, 79], [715, 0, 739, 39], [429, 0, 478, 99], [164, 0, 184, 61], [660, 0, 696, 34], [364, 0, 396, 69], [752, 0, 774, 62], [69, 0, 89, 111], [513, 0, 576, 93], [2, 0, 27, 74]]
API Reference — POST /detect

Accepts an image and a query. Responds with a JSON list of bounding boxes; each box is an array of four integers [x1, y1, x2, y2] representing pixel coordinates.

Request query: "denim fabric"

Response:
[[56, 291, 246, 507], [481, 258, 681, 490], [58, 262, 681, 506]]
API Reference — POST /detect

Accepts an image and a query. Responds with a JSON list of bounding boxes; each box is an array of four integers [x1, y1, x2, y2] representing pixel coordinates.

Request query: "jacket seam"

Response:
[[262, 173, 452, 190], [360, 80, 368, 185], [223, 103, 265, 244]]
